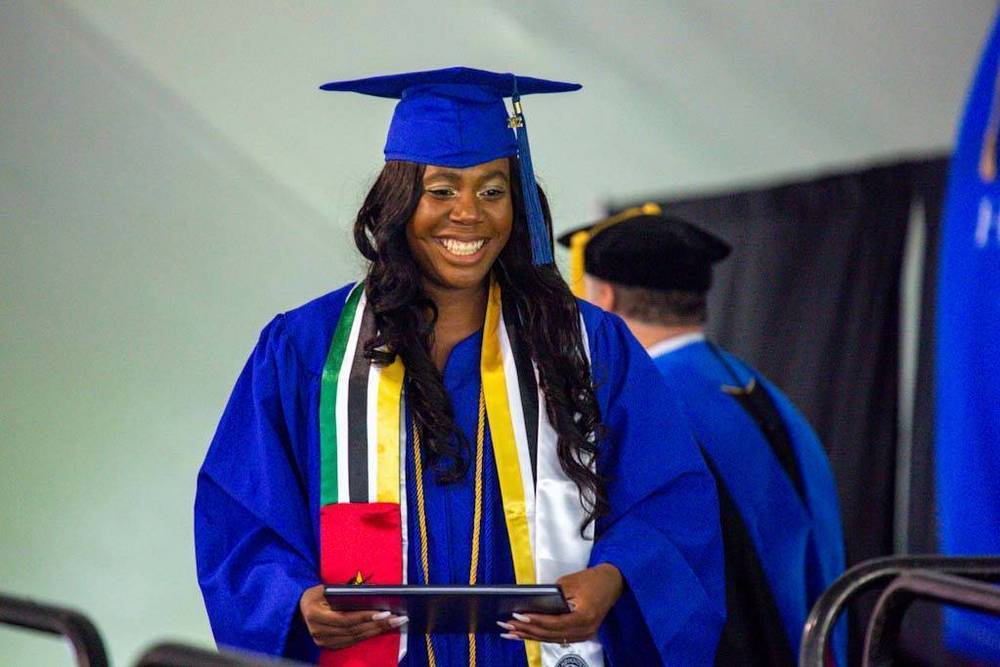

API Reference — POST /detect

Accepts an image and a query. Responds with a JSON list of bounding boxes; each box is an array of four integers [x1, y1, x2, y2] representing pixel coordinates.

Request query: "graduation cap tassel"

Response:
[[510, 90, 554, 266]]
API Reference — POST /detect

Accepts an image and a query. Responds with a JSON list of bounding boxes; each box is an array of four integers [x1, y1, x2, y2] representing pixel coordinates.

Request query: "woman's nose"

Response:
[[449, 191, 482, 224]]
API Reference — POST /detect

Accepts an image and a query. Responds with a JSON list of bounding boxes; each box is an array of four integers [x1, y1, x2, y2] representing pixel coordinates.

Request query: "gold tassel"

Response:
[[569, 230, 591, 298]]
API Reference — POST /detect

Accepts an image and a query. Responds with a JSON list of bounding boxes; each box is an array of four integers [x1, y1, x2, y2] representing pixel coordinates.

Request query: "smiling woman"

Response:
[[194, 67, 727, 667], [408, 160, 514, 372]]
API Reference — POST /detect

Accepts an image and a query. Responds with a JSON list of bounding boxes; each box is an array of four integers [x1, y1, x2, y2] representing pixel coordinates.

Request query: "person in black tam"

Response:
[[558, 204, 847, 667]]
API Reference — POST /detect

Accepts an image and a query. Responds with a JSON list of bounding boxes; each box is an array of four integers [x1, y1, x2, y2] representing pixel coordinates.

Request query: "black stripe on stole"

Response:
[[502, 298, 538, 482], [347, 300, 375, 503]]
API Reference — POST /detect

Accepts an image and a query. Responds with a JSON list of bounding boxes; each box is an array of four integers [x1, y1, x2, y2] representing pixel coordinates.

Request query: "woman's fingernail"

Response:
[[372, 611, 392, 621], [512, 612, 531, 623], [568, 600, 578, 611], [500, 633, 523, 641], [496, 621, 515, 631], [389, 615, 409, 628]]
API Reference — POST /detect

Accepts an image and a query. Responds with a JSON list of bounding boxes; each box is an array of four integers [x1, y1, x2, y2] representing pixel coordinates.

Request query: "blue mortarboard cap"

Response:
[[320, 67, 581, 265]]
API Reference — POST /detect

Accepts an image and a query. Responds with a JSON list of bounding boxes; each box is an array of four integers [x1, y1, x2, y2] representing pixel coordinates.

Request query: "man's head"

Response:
[[558, 204, 731, 328], [583, 275, 709, 326]]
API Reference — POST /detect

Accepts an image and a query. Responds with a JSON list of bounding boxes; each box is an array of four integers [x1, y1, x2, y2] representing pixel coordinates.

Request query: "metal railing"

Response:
[[862, 570, 1000, 666], [0, 592, 110, 667], [798, 555, 1000, 667], [133, 642, 309, 667]]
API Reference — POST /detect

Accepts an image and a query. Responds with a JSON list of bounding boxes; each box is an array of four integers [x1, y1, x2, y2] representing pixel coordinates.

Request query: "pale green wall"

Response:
[[0, 1, 993, 664]]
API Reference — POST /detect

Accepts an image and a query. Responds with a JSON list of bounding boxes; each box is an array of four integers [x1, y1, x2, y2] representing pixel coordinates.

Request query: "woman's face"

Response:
[[406, 158, 513, 292]]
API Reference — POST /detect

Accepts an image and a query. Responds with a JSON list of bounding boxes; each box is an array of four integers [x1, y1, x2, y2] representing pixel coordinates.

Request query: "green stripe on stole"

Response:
[[319, 283, 364, 506]]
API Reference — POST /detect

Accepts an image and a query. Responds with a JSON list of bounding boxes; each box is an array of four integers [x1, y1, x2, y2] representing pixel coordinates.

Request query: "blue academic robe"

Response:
[[195, 284, 725, 666], [936, 9, 1000, 663], [651, 340, 846, 666]]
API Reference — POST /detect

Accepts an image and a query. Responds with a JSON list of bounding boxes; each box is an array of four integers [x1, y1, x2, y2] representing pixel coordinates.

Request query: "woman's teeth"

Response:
[[440, 238, 486, 256]]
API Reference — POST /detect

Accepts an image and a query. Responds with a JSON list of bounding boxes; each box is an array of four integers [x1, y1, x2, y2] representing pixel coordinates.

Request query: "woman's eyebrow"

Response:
[[423, 169, 509, 185], [423, 170, 462, 183], [478, 170, 509, 183]]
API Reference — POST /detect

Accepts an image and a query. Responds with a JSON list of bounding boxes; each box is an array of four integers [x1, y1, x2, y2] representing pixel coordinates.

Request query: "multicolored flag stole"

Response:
[[317, 278, 603, 667]]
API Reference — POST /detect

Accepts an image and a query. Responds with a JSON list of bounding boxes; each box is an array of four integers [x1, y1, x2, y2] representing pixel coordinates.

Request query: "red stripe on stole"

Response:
[[319, 502, 402, 667]]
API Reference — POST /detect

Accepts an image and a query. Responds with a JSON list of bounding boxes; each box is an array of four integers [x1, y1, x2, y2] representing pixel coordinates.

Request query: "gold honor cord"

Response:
[[413, 389, 486, 667], [412, 425, 435, 667]]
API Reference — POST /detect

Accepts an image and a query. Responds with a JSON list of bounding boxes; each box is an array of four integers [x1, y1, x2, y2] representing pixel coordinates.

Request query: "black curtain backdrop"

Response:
[[613, 155, 950, 663], [898, 159, 963, 666], [908, 158, 948, 557]]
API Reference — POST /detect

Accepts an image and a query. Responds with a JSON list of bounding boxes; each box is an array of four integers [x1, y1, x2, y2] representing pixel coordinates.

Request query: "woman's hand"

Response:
[[298, 584, 407, 650], [501, 563, 624, 645]]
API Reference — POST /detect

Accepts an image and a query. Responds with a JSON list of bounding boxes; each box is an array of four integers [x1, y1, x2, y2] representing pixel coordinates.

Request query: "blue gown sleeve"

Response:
[[587, 312, 726, 666], [195, 315, 320, 662]]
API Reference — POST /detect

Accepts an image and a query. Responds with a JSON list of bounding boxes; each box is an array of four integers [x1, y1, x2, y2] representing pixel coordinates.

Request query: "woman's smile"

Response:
[[435, 236, 489, 259]]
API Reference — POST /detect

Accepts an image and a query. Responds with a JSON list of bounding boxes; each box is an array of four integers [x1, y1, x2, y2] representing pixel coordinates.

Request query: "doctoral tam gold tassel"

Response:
[[569, 230, 591, 298]]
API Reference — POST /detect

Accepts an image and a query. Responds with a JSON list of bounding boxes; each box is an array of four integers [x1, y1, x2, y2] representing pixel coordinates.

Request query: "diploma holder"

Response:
[[324, 584, 570, 634]]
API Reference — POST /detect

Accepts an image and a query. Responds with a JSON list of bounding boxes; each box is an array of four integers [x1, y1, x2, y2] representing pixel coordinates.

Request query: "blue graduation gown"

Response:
[[195, 284, 725, 665], [936, 10, 1000, 663], [651, 340, 845, 666]]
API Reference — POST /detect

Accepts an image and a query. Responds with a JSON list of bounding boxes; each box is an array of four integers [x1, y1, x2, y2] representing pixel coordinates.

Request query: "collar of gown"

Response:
[[646, 332, 706, 360]]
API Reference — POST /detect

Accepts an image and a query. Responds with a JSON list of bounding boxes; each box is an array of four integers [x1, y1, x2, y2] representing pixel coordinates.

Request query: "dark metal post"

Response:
[[0, 592, 110, 667], [862, 570, 1000, 666], [798, 555, 1000, 666]]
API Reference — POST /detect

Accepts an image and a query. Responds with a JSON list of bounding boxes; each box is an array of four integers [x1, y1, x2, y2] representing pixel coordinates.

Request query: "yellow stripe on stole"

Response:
[[481, 277, 541, 667], [376, 356, 405, 503]]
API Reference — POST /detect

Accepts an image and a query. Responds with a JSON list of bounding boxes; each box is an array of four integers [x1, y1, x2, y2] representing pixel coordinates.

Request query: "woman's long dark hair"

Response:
[[354, 159, 608, 530]]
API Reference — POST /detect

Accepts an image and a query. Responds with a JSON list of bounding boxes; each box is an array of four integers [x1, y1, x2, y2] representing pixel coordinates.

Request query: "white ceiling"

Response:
[[56, 0, 997, 225]]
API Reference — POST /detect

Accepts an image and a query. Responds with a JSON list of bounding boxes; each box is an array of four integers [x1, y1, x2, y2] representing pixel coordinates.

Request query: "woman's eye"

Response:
[[480, 188, 506, 199], [426, 188, 455, 198]]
